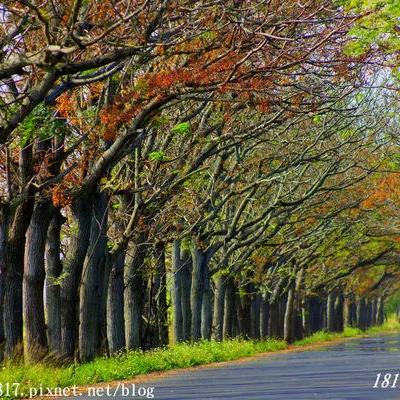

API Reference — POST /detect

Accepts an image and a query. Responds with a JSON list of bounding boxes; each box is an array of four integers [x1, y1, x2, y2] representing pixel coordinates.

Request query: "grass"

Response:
[[1, 318, 398, 399]]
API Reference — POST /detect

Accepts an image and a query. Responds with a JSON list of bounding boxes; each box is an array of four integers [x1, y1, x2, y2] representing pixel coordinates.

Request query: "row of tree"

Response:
[[0, 0, 399, 363]]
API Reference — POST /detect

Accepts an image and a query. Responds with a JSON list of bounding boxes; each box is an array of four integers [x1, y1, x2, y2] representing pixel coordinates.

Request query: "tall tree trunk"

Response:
[[190, 238, 208, 341], [376, 296, 384, 326], [260, 295, 269, 339], [250, 294, 261, 339], [212, 274, 225, 341], [327, 291, 336, 332], [301, 298, 310, 336], [371, 298, 377, 326], [334, 291, 344, 332], [269, 300, 279, 338], [79, 193, 109, 362], [356, 297, 366, 330], [308, 295, 321, 332], [181, 248, 192, 341], [4, 203, 34, 357], [284, 280, 295, 343], [365, 299, 372, 328], [235, 292, 244, 337], [107, 252, 125, 354], [201, 257, 212, 340], [155, 243, 168, 346], [321, 296, 327, 330], [171, 240, 183, 344], [0, 207, 7, 359], [61, 194, 93, 359], [124, 234, 148, 350], [236, 283, 252, 338], [223, 277, 235, 340], [345, 293, 357, 328], [45, 211, 65, 354], [23, 200, 53, 360]]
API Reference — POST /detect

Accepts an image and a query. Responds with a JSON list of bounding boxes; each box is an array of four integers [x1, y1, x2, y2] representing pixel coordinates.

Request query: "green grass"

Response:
[[1, 318, 398, 399], [294, 318, 399, 346]]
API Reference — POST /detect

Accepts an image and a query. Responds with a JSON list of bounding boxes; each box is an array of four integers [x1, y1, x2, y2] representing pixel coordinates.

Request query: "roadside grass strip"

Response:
[[1, 318, 398, 399]]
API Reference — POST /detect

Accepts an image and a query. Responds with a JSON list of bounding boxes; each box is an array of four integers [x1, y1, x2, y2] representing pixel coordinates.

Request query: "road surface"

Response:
[[66, 333, 400, 399]]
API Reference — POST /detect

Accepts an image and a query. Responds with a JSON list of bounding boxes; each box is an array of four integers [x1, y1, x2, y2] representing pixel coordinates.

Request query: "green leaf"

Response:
[[172, 122, 190, 135], [149, 151, 166, 161]]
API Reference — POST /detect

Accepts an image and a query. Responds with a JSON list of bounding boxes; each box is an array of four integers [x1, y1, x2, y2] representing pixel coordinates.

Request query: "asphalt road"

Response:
[[66, 333, 400, 400]]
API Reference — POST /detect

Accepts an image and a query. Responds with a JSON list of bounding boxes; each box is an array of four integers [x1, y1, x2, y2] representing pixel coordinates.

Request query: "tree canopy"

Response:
[[1, 0, 400, 362]]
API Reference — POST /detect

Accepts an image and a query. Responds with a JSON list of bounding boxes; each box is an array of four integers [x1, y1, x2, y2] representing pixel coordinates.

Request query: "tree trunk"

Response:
[[345, 293, 357, 328], [223, 277, 235, 340], [260, 295, 269, 339], [356, 297, 367, 330], [181, 248, 192, 341], [155, 243, 168, 346], [0, 208, 7, 359], [250, 294, 261, 339], [376, 296, 384, 326], [269, 300, 279, 338], [365, 299, 372, 328], [236, 283, 252, 338], [190, 238, 209, 341], [321, 296, 327, 330], [124, 234, 147, 350], [212, 274, 225, 341], [308, 295, 323, 333], [334, 291, 344, 332], [3, 143, 34, 358], [301, 298, 310, 336], [201, 257, 212, 340], [326, 291, 335, 332], [171, 240, 183, 344], [371, 298, 377, 326], [45, 211, 65, 354], [61, 194, 93, 359], [4, 204, 34, 357], [284, 280, 295, 343], [107, 252, 126, 354], [24, 200, 54, 360], [79, 192, 109, 362]]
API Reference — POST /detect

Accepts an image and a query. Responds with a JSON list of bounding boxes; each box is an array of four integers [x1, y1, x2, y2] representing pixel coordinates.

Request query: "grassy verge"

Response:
[[1, 318, 398, 399]]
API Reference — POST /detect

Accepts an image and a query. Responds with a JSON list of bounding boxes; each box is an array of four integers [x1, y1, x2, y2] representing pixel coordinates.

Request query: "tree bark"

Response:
[[154, 243, 168, 346], [284, 280, 295, 343], [327, 291, 335, 332], [61, 194, 93, 359], [171, 240, 183, 343], [190, 238, 209, 341], [124, 234, 148, 350], [79, 192, 109, 362], [45, 211, 65, 354], [371, 298, 377, 326], [4, 202, 34, 357], [107, 252, 125, 354], [334, 291, 344, 332], [23, 200, 53, 360], [376, 296, 384, 326], [250, 294, 261, 339], [201, 257, 212, 340], [223, 277, 235, 340], [211, 274, 225, 341], [356, 297, 367, 330], [269, 300, 279, 338], [181, 248, 192, 341], [301, 298, 310, 336], [344, 293, 356, 328], [0, 207, 7, 359], [260, 295, 269, 339]]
